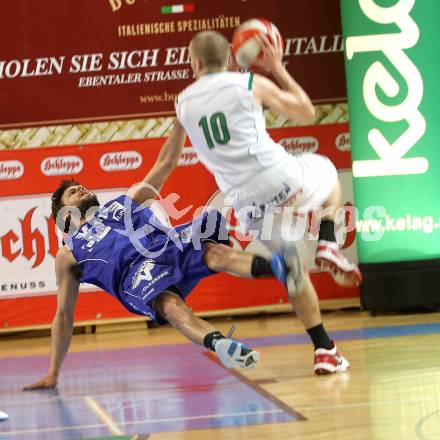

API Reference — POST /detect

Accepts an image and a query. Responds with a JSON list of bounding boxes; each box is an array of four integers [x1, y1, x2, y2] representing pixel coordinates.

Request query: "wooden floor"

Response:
[[1, 308, 440, 439]]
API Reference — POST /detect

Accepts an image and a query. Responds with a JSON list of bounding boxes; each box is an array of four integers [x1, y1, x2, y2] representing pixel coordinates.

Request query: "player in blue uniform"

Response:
[[23, 122, 292, 390]]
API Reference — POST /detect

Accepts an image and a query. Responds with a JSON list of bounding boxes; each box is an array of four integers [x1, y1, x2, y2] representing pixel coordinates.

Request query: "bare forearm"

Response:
[[48, 313, 74, 377], [272, 65, 314, 114], [156, 121, 186, 165], [129, 122, 186, 205]]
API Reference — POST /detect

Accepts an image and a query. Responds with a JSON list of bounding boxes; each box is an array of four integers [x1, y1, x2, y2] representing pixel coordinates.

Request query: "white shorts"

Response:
[[225, 153, 338, 247]]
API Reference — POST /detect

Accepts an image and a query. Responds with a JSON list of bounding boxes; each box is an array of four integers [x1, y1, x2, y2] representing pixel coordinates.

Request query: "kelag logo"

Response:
[[346, 0, 427, 177], [341, 0, 440, 264]]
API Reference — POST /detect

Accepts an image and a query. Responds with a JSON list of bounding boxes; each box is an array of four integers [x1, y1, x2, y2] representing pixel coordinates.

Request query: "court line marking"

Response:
[[2, 394, 440, 437], [3, 321, 440, 433], [4, 394, 440, 412], [83, 396, 124, 436], [415, 408, 440, 440], [298, 396, 440, 411], [0, 409, 284, 436], [1, 381, 250, 407], [202, 352, 306, 421], [375, 369, 440, 383], [3, 322, 440, 363], [242, 322, 440, 349]]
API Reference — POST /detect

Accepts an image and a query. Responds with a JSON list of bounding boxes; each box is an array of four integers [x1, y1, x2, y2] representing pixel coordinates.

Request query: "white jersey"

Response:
[[176, 71, 290, 194]]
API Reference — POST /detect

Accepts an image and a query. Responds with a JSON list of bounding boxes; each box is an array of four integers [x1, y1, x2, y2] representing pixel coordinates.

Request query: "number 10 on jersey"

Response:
[[198, 112, 231, 149]]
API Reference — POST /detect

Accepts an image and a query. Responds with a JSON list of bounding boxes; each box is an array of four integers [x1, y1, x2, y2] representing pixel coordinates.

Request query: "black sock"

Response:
[[203, 331, 225, 352], [318, 220, 336, 243], [306, 324, 334, 350], [251, 256, 274, 278]]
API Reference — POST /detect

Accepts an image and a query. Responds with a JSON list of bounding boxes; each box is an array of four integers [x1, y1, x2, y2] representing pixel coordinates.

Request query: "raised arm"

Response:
[[127, 120, 187, 206], [252, 34, 315, 124], [23, 247, 80, 390]]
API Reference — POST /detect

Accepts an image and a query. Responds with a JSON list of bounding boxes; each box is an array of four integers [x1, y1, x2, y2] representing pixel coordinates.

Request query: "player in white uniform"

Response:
[[176, 31, 361, 374]]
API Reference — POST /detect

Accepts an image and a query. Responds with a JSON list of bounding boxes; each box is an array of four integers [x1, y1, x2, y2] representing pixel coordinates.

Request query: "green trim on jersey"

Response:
[[248, 73, 254, 91]]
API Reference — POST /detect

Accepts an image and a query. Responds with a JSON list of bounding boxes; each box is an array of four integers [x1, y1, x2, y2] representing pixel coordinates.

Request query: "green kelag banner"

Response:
[[341, 0, 440, 264]]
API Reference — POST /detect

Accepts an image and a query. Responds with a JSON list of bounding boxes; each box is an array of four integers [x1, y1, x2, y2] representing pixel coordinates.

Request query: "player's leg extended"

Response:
[[154, 291, 216, 346], [250, 211, 307, 297], [202, 242, 285, 280], [292, 270, 350, 375], [252, 211, 350, 375], [202, 242, 253, 275], [153, 291, 259, 369], [315, 173, 362, 286]]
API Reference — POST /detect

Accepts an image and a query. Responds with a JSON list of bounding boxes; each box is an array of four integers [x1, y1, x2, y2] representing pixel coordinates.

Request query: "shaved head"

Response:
[[189, 31, 230, 71]]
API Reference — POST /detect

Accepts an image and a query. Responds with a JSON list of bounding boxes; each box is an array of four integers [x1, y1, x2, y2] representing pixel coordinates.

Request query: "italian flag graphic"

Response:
[[161, 3, 195, 14]]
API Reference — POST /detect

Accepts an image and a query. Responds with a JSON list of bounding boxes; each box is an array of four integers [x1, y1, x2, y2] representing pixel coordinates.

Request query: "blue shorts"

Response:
[[119, 210, 229, 324]]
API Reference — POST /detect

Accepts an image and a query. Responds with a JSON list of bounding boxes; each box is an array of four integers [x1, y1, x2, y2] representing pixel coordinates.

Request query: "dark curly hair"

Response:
[[51, 179, 100, 233], [51, 179, 80, 222]]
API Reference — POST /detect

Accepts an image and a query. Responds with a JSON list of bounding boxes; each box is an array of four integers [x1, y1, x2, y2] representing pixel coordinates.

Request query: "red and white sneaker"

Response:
[[314, 345, 350, 375], [315, 240, 362, 287]]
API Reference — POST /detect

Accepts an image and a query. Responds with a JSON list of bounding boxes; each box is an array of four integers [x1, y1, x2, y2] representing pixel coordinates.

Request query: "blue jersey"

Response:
[[68, 195, 229, 321]]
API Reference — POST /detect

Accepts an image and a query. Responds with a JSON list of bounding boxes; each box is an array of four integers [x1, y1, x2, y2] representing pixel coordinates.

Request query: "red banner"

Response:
[[0, 124, 357, 329], [0, 0, 346, 129]]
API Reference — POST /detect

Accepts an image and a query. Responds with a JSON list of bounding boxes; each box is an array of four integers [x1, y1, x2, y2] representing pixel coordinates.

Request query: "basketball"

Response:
[[232, 19, 283, 68]]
